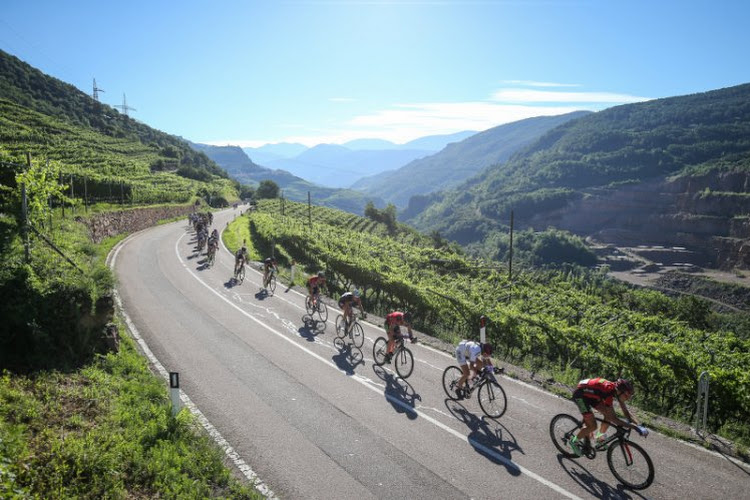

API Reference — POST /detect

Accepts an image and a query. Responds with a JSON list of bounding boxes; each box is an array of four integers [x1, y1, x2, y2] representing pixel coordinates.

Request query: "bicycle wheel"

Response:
[[372, 337, 388, 366], [268, 275, 276, 294], [316, 300, 328, 322], [335, 315, 347, 339], [477, 380, 508, 419], [350, 322, 365, 348], [442, 366, 463, 400], [549, 413, 582, 458], [395, 347, 414, 379], [607, 439, 655, 490]]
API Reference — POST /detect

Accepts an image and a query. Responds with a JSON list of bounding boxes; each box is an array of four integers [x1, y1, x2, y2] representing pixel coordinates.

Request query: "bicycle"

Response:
[[372, 335, 414, 378], [549, 414, 654, 490], [233, 261, 246, 284], [262, 267, 277, 295], [305, 294, 328, 322], [335, 311, 365, 348], [442, 363, 507, 419]]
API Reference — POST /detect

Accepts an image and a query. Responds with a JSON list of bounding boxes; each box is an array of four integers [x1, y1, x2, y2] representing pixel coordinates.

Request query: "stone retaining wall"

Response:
[[83, 204, 197, 243]]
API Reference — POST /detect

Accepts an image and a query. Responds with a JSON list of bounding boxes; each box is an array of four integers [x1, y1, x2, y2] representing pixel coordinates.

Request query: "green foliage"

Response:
[[256, 179, 280, 199], [14, 158, 73, 228], [0, 337, 262, 499]]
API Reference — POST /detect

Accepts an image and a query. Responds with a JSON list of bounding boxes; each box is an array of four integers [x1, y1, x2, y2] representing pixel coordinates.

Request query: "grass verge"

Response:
[[0, 327, 264, 499]]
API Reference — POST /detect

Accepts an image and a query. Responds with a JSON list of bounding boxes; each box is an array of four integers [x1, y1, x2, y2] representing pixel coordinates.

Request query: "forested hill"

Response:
[[353, 111, 590, 208], [191, 143, 386, 215], [407, 82, 750, 268], [0, 49, 225, 181]]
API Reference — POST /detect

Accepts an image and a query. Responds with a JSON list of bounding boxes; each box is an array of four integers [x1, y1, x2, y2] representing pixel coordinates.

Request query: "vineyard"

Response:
[[0, 99, 236, 205], [243, 199, 750, 446]]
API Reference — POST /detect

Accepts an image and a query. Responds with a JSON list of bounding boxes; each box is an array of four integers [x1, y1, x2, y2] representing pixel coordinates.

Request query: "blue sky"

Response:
[[2, 1, 749, 147]]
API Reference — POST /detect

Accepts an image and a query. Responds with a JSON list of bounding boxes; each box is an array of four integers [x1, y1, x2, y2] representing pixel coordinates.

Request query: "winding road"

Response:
[[111, 206, 750, 499]]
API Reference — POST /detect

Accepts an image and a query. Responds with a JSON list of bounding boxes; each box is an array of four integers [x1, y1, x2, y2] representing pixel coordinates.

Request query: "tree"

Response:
[[256, 180, 280, 199], [15, 158, 71, 228]]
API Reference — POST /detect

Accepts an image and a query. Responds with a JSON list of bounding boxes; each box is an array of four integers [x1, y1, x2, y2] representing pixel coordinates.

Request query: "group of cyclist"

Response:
[[214, 224, 649, 457]]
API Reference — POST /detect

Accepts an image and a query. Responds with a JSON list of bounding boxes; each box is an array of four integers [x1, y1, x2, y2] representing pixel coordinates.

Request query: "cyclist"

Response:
[[569, 377, 649, 457], [453, 340, 493, 399], [206, 229, 219, 260], [383, 311, 416, 364], [262, 256, 278, 287], [307, 271, 326, 309], [338, 289, 365, 332], [234, 242, 248, 277]]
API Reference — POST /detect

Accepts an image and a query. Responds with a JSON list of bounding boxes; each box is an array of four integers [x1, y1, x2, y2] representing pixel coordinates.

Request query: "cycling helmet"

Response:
[[317, 271, 325, 279], [615, 378, 634, 395], [403, 311, 412, 323], [353, 289, 360, 298], [482, 343, 493, 356]]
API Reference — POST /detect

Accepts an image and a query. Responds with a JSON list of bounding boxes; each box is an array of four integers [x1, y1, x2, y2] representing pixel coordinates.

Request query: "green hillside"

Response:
[[354, 111, 590, 208], [409, 83, 750, 247], [1, 49, 235, 204]]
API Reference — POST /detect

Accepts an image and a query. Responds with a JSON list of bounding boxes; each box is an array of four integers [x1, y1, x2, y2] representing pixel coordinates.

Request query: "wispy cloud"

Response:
[[210, 84, 654, 147], [491, 88, 652, 104]]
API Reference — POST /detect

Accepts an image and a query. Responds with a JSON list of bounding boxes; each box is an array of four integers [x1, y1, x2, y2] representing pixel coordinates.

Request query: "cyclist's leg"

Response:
[[457, 363, 470, 390], [386, 329, 395, 354]]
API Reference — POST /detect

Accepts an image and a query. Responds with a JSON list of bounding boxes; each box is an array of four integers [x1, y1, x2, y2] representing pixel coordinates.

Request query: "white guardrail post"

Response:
[[695, 371, 710, 437], [170, 372, 181, 417]]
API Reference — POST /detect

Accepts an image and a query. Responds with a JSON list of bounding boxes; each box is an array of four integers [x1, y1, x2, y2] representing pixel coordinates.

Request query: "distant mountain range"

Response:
[[241, 131, 476, 188], [189, 142, 386, 214]]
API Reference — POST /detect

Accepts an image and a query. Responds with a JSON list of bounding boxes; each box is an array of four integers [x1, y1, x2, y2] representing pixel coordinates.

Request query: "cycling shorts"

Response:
[[572, 388, 605, 417]]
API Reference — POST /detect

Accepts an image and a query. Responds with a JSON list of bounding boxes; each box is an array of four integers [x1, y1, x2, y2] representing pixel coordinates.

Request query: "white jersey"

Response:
[[456, 340, 482, 365]]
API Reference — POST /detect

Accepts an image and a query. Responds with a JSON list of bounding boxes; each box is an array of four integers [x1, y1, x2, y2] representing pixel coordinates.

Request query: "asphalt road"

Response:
[[112, 207, 750, 500]]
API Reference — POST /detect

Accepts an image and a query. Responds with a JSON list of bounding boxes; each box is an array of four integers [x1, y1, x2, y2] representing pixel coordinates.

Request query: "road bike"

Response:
[[233, 261, 245, 284], [305, 294, 328, 322], [549, 413, 654, 490], [262, 267, 277, 294], [442, 363, 507, 419], [335, 311, 365, 348], [372, 335, 414, 378]]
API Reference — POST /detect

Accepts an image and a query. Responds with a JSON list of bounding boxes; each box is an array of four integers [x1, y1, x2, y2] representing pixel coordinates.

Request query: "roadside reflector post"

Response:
[[169, 372, 181, 416], [480, 315, 487, 345], [695, 371, 710, 438]]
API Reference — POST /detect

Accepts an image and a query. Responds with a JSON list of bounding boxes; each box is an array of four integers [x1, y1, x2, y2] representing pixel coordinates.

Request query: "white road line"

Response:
[[110, 231, 278, 500], [173, 233, 583, 500]]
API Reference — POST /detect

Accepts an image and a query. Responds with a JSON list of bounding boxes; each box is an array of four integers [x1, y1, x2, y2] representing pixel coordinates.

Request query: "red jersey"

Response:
[[308, 276, 323, 287], [386, 311, 406, 326], [576, 378, 617, 406]]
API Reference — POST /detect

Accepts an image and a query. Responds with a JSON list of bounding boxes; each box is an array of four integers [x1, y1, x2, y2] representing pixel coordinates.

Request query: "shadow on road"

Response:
[[331, 341, 364, 375], [372, 365, 421, 420], [554, 454, 642, 500], [444, 399, 523, 476], [298, 317, 326, 341]]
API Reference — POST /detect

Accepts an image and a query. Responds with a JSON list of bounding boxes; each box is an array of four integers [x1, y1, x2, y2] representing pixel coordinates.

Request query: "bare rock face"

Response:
[[530, 171, 750, 270]]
